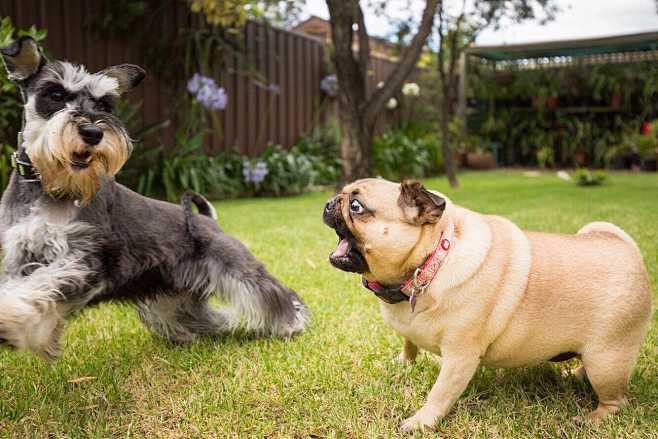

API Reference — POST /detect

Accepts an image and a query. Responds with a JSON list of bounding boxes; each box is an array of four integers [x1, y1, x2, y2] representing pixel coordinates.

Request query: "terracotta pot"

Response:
[[466, 151, 496, 170], [452, 151, 465, 168], [574, 150, 587, 166]]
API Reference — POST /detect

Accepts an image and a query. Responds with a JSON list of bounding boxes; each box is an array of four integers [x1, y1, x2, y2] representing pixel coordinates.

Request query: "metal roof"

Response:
[[467, 31, 658, 61]]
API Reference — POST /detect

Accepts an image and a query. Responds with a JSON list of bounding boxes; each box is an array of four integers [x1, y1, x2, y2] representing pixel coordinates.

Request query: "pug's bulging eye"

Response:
[[350, 199, 364, 214]]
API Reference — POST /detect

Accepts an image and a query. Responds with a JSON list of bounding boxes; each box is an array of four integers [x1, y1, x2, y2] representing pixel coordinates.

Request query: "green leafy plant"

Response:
[[159, 131, 246, 201], [251, 144, 314, 196], [293, 122, 342, 186], [574, 169, 606, 186], [0, 144, 13, 191], [636, 123, 658, 159], [536, 146, 554, 169], [373, 130, 442, 180], [115, 100, 171, 195]]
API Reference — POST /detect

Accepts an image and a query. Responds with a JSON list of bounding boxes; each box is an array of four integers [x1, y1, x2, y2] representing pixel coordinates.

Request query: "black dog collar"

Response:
[[361, 278, 409, 304], [11, 132, 41, 183]]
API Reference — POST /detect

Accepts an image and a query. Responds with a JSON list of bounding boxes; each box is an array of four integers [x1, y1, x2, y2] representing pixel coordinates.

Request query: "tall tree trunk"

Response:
[[339, 107, 374, 182], [440, 95, 459, 187]]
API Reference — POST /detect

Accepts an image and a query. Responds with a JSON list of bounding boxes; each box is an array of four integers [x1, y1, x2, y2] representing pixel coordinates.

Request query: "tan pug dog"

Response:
[[323, 178, 653, 432]]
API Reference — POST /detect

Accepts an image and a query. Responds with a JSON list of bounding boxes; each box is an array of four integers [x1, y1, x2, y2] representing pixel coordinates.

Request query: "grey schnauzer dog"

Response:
[[0, 37, 308, 360]]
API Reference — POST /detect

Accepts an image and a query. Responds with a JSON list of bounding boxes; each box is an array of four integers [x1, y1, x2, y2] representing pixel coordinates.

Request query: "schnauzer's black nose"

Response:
[[78, 124, 104, 146]]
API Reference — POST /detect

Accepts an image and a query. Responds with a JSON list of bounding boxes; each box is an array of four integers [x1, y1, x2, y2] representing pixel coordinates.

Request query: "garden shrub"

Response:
[[293, 122, 342, 185], [373, 130, 443, 180], [573, 169, 606, 186]]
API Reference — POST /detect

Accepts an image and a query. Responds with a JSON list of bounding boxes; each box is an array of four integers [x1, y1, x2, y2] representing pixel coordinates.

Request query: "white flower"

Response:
[[402, 82, 420, 96], [386, 97, 398, 110], [377, 81, 385, 89]]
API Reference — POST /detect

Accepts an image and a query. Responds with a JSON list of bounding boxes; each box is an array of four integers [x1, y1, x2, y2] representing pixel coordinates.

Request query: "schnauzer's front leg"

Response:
[[400, 350, 480, 432], [0, 259, 95, 360]]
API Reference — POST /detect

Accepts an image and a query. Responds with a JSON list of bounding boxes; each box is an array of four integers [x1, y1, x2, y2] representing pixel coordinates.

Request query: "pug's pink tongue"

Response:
[[332, 238, 350, 258]]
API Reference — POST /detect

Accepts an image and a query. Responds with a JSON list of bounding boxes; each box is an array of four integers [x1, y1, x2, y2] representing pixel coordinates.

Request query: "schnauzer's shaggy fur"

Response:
[[0, 37, 308, 360]]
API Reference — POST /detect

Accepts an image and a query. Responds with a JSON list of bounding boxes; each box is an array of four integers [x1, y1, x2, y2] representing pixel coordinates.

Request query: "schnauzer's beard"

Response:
[[24, 110, 130, 205]]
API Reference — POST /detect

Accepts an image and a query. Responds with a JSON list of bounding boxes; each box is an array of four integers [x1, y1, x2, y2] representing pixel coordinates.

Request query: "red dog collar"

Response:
[[362, 222, 455, 312]]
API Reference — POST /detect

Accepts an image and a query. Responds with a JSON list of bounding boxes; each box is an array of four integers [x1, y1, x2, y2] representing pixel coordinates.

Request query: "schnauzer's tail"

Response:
[[181, 190, 218, 239]]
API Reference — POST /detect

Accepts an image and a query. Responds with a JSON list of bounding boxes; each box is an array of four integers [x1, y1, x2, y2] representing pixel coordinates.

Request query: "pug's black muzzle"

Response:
[[323, 196, 369, 273]]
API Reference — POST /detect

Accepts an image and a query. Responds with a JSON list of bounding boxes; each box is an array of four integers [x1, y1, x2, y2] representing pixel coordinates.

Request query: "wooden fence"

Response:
[[2, 0, 399, 156]]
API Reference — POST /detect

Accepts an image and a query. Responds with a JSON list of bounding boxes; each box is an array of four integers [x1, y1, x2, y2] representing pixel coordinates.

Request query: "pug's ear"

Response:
[[99, 64, 145, 95], [398, 180, 446, 225], [0, 36, 45, 83]]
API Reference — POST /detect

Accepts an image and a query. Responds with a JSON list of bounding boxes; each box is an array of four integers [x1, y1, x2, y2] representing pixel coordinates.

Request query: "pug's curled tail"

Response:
[[181, 191, 218, 239], [577, 222, 641, 255]]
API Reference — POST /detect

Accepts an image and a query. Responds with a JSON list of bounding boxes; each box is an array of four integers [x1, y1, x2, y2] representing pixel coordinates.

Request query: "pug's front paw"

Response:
[[399, 407, 440, 432], [396, 351, 416, 364]]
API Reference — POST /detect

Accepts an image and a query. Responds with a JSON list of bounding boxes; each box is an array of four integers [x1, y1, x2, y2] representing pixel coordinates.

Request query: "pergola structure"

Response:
[[457, 31, 658, 120]]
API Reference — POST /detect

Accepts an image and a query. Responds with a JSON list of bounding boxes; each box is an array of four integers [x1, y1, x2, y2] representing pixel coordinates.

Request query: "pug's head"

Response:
[[322, 178, 447, 283]]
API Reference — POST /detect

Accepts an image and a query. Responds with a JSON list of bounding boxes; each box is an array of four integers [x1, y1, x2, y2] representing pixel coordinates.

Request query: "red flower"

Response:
[[641, 121, 653, 136]]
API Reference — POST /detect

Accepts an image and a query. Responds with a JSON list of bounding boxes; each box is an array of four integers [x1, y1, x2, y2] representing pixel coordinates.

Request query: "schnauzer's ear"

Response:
[[99, 64, 146, 95], [0, 36, 45, 83], [398, 180, 446, 225]]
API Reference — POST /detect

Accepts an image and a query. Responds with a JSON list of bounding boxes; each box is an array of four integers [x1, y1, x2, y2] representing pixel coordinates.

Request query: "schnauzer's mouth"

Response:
[[70, 151, 93, 170]]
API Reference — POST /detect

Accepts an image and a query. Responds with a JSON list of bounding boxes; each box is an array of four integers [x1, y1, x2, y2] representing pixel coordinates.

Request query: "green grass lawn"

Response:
[[1, 171, 657, 438]]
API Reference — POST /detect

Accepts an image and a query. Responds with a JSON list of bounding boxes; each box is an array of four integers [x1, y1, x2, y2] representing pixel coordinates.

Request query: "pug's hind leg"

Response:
[[397, 338, 418, 363], [400, 350, 480, 432], [576, 347, 639, 423]]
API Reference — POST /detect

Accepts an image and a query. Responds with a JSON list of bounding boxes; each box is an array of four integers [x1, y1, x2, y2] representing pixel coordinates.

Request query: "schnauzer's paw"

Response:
[[34, 319, 65, 362], [276, 298, 309, 339], [399, 407, 440, 432]]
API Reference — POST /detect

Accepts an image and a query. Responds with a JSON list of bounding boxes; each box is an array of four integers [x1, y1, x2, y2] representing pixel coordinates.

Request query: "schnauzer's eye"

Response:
[[49, 89, 65, 102], [97, 98, 113, 113], [350, 199, 365, 214]]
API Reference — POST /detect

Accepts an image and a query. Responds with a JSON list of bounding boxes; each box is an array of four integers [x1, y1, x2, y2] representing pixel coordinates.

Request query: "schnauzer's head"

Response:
[[1, 36, 145, 204]]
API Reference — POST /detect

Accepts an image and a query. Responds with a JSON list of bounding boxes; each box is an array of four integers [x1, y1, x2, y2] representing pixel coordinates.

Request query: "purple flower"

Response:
[[320, 74, 339, 97], [243, 161, 269, 184], [187, 73, 228, 111], [187, 73, 203, 94], [266, 83, 281, 94]]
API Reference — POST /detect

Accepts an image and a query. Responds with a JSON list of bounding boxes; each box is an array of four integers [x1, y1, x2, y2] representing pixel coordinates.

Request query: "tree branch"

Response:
[[364, 0, 441, 124], [437, 2, 446, 84], [356, 3, 370, 92], [326, 0, 364, 106]]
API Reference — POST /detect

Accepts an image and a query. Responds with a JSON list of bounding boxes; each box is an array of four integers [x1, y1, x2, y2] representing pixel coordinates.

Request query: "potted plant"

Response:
[[604, 136, 635, 170], [574, 149, 587, 167], [636, 121, 658, 171], [465, 136, 496, 170]]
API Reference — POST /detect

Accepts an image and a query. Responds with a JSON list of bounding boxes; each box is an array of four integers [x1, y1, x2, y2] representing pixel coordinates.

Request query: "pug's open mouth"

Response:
[[330, 229, 368, 273]]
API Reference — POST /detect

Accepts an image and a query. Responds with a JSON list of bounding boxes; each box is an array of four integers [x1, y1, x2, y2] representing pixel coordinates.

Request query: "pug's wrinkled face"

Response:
[[323, 178, 446, 282]]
